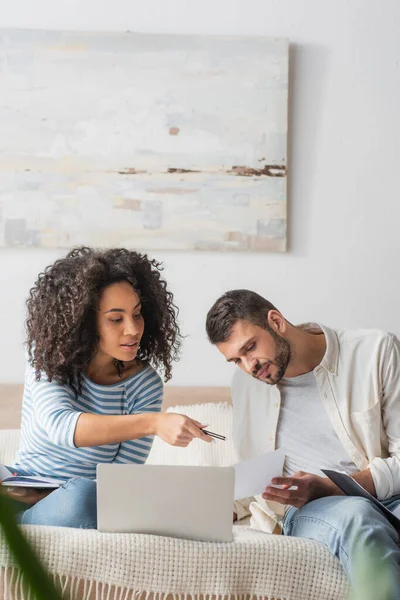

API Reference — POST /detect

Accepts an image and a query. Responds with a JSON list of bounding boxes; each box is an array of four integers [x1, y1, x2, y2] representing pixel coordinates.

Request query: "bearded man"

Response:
[[206, 289, 400, 596]]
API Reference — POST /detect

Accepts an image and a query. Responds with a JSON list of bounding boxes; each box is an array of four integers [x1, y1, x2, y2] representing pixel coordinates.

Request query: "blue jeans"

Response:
[[283, 495, 400, 598], [12, 478, 97, 529]]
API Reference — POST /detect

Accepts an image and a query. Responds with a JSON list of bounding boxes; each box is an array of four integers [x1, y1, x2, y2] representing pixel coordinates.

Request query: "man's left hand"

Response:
[[262, 471, 343, 508]]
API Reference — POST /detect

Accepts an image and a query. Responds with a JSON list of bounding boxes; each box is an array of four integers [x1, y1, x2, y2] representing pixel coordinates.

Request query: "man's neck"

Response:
[[283, 325, 326, 378]]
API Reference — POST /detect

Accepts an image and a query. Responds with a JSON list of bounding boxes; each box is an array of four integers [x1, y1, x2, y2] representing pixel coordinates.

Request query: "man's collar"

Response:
[[298, 322, 339, 375]]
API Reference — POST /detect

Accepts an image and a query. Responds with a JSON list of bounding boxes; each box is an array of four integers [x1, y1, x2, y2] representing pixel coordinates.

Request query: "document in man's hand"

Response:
[[322, 469, 400, 533], [233, 449, 285, 500]]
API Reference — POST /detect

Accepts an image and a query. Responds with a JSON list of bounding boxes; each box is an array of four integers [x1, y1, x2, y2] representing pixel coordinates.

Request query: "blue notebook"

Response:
[[0, 464, 61, 489]]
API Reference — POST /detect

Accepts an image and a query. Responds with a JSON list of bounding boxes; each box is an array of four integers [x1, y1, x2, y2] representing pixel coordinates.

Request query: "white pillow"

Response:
[[0, 429, 20, 465], [146, 403, 238, 467]]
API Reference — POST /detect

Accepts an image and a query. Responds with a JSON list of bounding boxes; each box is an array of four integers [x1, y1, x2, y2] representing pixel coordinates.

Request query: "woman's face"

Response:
[[96, 281, 145, 363]]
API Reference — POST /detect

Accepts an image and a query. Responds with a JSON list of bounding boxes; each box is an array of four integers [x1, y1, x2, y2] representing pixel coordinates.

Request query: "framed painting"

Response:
[[0, 30, 288, 251]]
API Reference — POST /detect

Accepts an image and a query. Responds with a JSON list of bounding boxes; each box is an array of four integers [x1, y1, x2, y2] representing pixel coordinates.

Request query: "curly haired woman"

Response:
[[6, 247, 211, 528]]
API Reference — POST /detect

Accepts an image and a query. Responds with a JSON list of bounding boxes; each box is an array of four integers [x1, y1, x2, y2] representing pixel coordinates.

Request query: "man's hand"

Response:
[[3, 487, 53, 505], [262, 471, 343, 508]]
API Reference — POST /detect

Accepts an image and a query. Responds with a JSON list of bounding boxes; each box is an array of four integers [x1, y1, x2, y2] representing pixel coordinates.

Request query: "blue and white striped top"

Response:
[[12, 363, 163, 481]]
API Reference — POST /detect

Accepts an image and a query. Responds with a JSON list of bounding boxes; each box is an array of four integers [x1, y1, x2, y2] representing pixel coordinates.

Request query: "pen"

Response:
[[202, 429, 226, 441]]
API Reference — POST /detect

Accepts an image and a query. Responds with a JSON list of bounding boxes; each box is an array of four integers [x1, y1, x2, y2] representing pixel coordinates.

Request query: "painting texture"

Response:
[[0, 31, 288, 251]]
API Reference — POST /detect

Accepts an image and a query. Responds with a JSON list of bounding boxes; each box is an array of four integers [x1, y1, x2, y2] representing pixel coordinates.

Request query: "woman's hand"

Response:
[[2, 487, 53, 505], [154, 413, 213, 446]]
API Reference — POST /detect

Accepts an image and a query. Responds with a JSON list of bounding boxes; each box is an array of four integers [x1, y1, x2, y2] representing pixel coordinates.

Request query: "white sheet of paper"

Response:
[[233, 449, 286, 500], [0, 464, 12, 480]]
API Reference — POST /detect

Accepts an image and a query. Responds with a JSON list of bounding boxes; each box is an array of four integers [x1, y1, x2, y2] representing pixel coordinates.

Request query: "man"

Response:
[[206, 289, 400, 595]]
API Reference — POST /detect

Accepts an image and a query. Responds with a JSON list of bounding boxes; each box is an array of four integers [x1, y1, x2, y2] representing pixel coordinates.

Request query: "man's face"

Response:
[[216, 319, 291, 385]]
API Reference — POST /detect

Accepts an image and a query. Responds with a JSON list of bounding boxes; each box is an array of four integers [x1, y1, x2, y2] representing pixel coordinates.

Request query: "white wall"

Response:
[[0, 0, 399, 385]]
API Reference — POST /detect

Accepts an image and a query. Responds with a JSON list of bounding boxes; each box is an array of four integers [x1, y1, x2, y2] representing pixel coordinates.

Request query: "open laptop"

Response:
[[97, 464, 235, 542]]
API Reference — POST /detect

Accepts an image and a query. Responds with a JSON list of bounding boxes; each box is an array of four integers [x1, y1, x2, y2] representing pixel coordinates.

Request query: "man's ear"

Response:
[[267, 310, 287, 334]]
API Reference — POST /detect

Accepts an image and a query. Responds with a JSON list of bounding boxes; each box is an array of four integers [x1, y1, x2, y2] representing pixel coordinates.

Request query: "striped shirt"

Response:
[[12, 363, 163, 481]]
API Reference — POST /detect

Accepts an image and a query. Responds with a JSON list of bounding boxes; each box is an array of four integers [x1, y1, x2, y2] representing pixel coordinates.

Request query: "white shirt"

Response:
[[232, 324, 400, 504], [276, 370, 358, 477]]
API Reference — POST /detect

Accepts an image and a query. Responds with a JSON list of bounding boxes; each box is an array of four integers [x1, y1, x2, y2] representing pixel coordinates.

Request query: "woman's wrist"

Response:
[[139, 413, 161, 437]]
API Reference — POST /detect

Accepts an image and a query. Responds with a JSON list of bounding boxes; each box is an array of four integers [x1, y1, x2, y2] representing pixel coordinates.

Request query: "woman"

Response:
[[6, 247, 211, 528]]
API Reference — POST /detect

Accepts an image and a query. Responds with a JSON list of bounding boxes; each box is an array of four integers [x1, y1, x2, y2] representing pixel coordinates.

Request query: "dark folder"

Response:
[[322, 469, 400, 533]]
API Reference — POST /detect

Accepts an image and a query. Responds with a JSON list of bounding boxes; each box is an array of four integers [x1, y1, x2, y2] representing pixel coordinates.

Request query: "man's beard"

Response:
[[252, 327, 291, 385]]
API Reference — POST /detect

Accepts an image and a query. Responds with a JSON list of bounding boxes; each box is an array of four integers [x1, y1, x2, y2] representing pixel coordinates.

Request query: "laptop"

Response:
[[97, 464, 235, 542], [322, 469, 400, 533]]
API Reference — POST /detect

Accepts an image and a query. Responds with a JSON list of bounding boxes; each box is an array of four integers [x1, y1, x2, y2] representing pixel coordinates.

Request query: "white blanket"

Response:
[[0, 525, 349, 600]]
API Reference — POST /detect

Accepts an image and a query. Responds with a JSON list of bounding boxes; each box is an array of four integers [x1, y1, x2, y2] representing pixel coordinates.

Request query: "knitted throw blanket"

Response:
[[0, 525, 349, 600]]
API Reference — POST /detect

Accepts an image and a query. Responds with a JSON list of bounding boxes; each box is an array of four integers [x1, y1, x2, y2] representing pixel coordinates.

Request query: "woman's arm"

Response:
[[74, 412, 155, 447], [30, 368, 212, 449], [74, 412, 212, 447]]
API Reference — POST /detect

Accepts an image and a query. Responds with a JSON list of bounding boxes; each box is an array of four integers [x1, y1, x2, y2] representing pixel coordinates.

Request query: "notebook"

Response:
[[322, 469, 400, 532], [0, 464, 62, 489]]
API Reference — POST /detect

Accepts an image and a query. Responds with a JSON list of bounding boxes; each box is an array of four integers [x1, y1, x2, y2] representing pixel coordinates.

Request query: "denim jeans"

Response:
[[10, 477, 98, 529], [283, 495, 400, 598]]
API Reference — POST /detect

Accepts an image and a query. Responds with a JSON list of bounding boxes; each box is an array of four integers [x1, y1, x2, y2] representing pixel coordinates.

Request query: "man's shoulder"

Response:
[[335, 326, 394, 349], [329, 326, 397, 368], [301, 323, 394, 351]]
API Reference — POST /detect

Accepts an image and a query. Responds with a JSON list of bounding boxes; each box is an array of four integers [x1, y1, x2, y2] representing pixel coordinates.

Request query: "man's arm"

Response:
[[368, 334, 400, 500], [352, 468, 376, 496], [262, 468, 375, 508]]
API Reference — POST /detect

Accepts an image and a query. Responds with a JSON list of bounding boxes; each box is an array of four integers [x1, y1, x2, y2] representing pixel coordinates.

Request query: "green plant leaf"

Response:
[[0, 491, 62, 599]]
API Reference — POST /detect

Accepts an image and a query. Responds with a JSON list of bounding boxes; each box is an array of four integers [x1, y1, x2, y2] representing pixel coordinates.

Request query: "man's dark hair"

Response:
[[206, 289, 279, 344]]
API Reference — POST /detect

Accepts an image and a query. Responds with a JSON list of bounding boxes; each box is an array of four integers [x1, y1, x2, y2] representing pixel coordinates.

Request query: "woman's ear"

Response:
[[267, 310, 287, 334]]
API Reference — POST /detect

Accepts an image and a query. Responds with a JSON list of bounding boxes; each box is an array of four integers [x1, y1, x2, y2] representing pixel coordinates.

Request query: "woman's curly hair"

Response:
[[26, 247, 181, 390]]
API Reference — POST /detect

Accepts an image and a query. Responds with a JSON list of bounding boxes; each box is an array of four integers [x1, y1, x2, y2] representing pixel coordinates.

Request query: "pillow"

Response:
[[0, 429, 20, 465], [146, 403, 238, 467]]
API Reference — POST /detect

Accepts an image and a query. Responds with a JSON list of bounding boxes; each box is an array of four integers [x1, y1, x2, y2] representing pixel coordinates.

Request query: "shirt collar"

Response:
[[299, 322, 339, 375]]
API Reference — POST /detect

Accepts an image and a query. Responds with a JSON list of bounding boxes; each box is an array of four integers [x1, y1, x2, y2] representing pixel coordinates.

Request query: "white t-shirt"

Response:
[[276, 370, 358, 477]]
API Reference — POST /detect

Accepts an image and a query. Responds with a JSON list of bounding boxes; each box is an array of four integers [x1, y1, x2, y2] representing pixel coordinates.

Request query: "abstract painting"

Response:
[[0, 30, 288, 251]]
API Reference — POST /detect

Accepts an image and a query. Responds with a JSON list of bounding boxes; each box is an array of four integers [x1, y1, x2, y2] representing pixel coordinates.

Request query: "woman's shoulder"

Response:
[[124, 364, 163, 393], [24, 360, 74, 396]]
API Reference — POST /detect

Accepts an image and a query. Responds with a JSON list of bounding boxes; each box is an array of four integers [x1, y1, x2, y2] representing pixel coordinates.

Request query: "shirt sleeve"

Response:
[[368, 334, 400, 499], [129, 368, 164, 415], [29, 371, 82, 448]]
